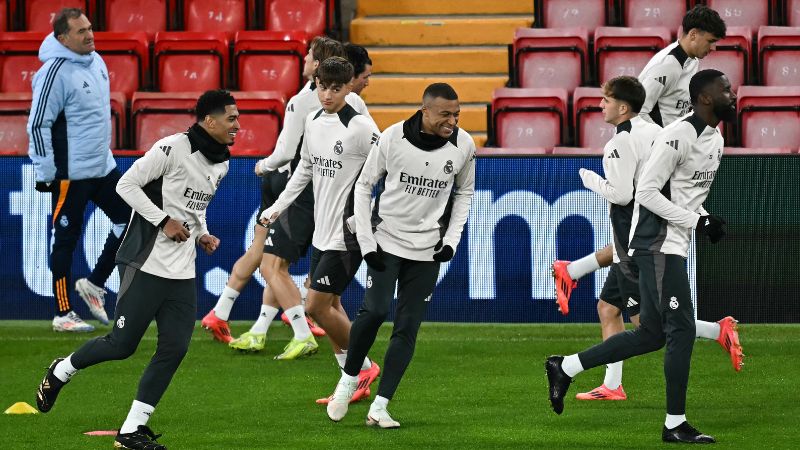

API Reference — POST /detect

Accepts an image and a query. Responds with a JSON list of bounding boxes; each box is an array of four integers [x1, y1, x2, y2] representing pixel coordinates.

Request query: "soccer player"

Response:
[[573, 76, 662, 401], [546, 70, 739, 444], [261, 55, 380, 395], [27, 8, 131, 331], [345, 43, 372, 96], [326, 83, 476, 428], [35, 90, 236, 449]]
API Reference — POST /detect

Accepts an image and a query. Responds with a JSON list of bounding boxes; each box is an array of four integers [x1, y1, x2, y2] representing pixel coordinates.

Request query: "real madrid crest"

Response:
[[333, 140, 343, 155], [443, 160, 453, 174]]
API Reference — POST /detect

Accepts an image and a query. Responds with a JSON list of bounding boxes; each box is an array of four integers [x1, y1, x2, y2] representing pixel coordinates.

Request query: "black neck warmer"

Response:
[[402, 110, 458, 151], [187, 123, 230, 164]]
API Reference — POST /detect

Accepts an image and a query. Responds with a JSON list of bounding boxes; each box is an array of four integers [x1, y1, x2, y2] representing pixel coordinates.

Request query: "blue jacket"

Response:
[[27, 33, 115, 182]]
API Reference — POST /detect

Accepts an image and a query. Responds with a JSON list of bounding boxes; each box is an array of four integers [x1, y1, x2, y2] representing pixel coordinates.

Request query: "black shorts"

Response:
[[309, 249, 363, 295], [256, 170, 289, 218], [263, 183, 315, 263], [600, 261, 641, 316]]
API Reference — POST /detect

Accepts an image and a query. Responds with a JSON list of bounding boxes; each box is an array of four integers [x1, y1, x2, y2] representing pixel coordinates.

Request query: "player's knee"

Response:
[[597, 301, 621, 322]]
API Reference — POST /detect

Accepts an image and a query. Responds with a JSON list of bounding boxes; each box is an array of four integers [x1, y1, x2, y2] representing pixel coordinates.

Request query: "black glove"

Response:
[[35, 181, 54, 193], [363, 246, 385, 272], [696, 214, 727, 244], [432, 240, 454, 262]]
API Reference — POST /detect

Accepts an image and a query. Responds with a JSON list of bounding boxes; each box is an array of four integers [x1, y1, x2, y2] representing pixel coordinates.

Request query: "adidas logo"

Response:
[[82, 81, 89, 88], [265, 237, 273, 246], [159, 145, 171, 155], [655, 76, 667, 86], [370, 133, 380, 146], [292, 314, 301, 320], [608, 148, 621, 159], [666, 140, 679, 150], [424, 294, 432, 302], [287, 104, 294, 112], [626, 297, 638, 308], [316, 276, 331, 286]]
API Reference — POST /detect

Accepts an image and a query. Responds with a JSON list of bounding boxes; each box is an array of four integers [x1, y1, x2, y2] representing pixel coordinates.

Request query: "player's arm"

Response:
[[353, 128, 389, 255], [635, 134, 699, 228], [255, 98, 305, 174], [638, 62, 679, 125], [259, 118, 314, 224], [440, 140, 477, 253], [27, 66, 67, 187], [580, 133, 636, 205]]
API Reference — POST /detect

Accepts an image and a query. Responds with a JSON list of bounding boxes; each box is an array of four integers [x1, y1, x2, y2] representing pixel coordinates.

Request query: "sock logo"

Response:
[[117, 315, 126, 328], [669, 296, 679, 310], [292, 314, 301, 320]]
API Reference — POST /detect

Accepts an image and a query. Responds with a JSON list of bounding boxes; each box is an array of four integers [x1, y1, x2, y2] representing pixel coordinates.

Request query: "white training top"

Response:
[[638, 41, 699, 127]]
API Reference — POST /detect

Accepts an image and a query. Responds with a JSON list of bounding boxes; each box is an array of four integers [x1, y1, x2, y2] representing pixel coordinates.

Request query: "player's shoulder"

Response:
[[152, 132, 191, 155], [641, 42, 686, 76], [630, 116, 662, 137], [453, 128, 475, 151]]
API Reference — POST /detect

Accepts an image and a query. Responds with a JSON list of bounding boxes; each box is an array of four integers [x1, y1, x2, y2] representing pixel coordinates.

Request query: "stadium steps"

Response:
[[350, 3, 533, 147]]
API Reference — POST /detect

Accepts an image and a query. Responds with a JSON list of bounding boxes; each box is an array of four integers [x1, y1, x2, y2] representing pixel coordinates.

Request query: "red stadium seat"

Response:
[[706, 0, 770, 29], [512, 28, 588, 93], [622, 0, 687, 33], [0, 32, 47, 92], [154, 32, 228, 92], [109, 91, 126, 149], [552, 147, 605, 156], [185, 0, 246, 38], [0, 0, 7, 32], [24, 1, 87, 32], [737, 86, 800, 149], [94, 32, 149, 98], [490, 88, 568, 149], [131, 92, 197, 150], [698, 26, 751, 91], [234, 31, 307, 99], [0, 92, 32, 155], [758, 26, 800, 86], [534, 0, 607, 31], [789, 0, 800, 26], [573, 87, 616, 149], [228, 91, 285, 156], [594, 26, 671, 84], [103, 0, 168, 36], [264, 0, 329, 36]]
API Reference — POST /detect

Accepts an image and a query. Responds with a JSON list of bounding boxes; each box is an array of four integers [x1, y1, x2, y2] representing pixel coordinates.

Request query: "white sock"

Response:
[[53, 354, 77, 383], [119, 400, 155, 434], [285, 305, 312, 340], [340, 372, 358, 384], [561, 354, 584, 377], [213, 286, 240, 321], [250, 305, 279, 335], [665, 414, 687, 429], [603, 361, 623, 390], [567, 253, 601, 280], [361, 357, 372, 371], [298, 282, 308, 304], [695, 320, 720, 340], [335, 351, 347, 369], [371, 395, 389, 410]]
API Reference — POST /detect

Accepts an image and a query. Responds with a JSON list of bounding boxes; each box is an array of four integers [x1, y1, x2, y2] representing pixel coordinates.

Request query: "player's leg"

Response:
[[552, 244, 613, 315], [79, 168, 130, 325], [366, 257, 439, 429], [115, 275, 195, 448], [229, 279, 280, 352], [695, 316, 743, 371], [327, 254, 401, 422], [49, 179, 95, 332], [36, 265, 163, 413]]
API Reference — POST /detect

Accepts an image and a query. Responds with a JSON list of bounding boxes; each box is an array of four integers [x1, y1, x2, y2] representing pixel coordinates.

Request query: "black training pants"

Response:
[[344, 252, 440, 400], [70, 264, 196, 407], [577, 252, 695, 415]]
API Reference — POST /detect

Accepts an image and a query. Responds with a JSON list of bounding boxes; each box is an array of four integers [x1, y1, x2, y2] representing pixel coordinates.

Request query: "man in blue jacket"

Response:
[[27, 8, 130, 332]]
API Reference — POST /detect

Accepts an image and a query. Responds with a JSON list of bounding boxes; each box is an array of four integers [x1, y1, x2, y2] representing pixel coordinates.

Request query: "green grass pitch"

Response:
[[1, 321, 798, 449]]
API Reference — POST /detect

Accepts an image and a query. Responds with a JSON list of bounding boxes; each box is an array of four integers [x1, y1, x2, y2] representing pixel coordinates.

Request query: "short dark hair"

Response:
[[603, 76, 646, 113], [311, 36, 345, 65], [195, 89, 236, 121], [689, 69, 725, 104], [344, 43, 371, 77], [422, 83, 458, 102], [317, 56, 354, 87], [53, 8, 84, 37], [682, 5, 727, 39]]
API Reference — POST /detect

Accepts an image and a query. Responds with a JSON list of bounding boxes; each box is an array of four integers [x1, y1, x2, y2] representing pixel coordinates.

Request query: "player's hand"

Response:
[[35, 181, 54, 192], [259, 208, 280, 227], [254, 159, 268, 176], [163, 218, 191, 243], [696, 214, 726, 244], [363, 246, 386, 272], [432, 240, 454, 262], [198, 234, 220, 255]]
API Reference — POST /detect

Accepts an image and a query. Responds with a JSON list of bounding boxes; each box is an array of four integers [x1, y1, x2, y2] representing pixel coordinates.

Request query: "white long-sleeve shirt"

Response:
[[629, 113, 724, 258], [263, 104, 379, 251], [354, 122, 476, 261], [638, 41, 699, 127], [116, 131, 228, 278], [580, 116, 661, 262], [257, 81, 372, 174]]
